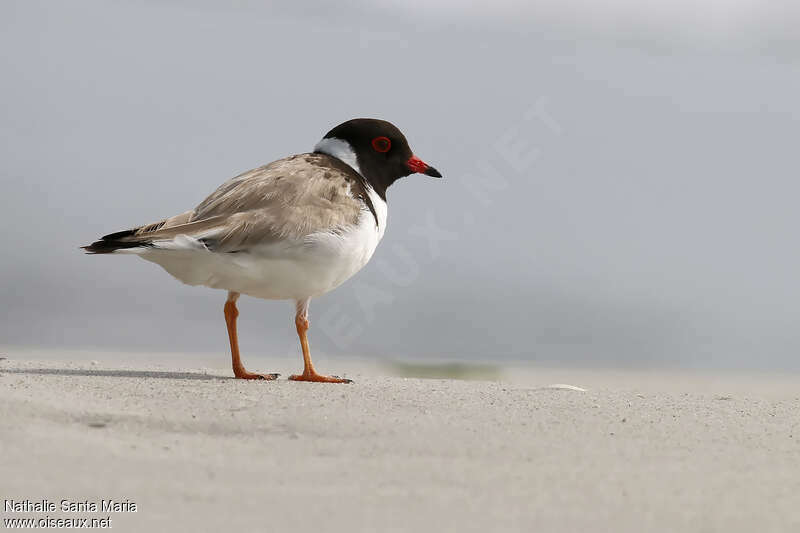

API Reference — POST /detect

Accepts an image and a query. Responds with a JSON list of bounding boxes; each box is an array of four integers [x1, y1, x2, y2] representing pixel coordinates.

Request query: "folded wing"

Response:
[[82, 153, 371, 254]]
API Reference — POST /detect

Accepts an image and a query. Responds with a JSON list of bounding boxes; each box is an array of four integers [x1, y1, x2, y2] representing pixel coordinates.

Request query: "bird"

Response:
[[82, 118, 442, 383]]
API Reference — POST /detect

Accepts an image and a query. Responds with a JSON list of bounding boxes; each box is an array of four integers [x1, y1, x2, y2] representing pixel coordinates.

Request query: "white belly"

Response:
[[140, 192, 388, 300]]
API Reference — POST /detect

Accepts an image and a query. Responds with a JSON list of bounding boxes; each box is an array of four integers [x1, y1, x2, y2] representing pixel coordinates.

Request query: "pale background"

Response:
[[2, 0, 799, 369]]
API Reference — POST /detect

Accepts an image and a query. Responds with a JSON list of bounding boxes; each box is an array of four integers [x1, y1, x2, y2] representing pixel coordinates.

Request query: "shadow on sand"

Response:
[[1, 367, 229, 381]]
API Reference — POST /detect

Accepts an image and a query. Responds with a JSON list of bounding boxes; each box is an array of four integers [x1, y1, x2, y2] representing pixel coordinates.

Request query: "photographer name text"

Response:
[[4, 499, 137, 513]]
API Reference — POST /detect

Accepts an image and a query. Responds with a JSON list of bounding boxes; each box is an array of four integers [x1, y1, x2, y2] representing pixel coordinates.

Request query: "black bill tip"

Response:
[[424, 166, 442, 178]]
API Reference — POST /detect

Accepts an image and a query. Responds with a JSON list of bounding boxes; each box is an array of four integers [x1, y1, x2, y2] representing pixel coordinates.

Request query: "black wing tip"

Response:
[[82, 229, 151, 254], [81, 240, 147, 254]]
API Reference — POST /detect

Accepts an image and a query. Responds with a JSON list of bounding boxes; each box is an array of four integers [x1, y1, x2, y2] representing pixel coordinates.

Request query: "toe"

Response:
[[289, 373, 353, 384], [234, 371, 280, 380]]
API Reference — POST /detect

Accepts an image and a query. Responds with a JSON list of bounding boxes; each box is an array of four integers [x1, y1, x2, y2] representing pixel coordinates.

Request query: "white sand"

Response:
[[2, 352, 799, 532]]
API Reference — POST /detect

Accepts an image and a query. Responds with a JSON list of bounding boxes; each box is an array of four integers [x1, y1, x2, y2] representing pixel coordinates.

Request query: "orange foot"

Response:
[[289, 372, 352, 384], [234, 371, 280, 380]]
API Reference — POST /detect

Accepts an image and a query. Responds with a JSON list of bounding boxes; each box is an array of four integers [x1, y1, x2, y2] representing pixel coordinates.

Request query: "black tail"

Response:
[[81, 229, 153, 254]]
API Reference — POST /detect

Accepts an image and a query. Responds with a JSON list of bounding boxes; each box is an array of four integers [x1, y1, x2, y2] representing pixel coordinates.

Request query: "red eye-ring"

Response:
[[371, 136, 391, 153]]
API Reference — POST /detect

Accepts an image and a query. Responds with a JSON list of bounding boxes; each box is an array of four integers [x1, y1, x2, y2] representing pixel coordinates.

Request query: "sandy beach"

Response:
[[2, 351, 799, 532]]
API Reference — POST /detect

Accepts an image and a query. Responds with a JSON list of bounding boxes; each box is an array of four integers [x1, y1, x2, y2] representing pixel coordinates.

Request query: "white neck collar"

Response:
[[313, 137, 363, 176]]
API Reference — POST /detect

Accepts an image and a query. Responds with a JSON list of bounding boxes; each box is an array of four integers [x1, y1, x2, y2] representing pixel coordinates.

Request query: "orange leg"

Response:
[[289, 300, 352, 384], [224, 292, 279, 380]]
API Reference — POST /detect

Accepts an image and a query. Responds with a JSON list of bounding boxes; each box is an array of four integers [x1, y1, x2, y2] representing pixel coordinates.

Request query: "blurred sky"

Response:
[[1, 0, 799, 369]]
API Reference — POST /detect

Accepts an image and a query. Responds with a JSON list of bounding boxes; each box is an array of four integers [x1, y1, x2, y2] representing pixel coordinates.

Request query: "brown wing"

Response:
[[190, 153, 367, 250], [83, 153, 369, 254]]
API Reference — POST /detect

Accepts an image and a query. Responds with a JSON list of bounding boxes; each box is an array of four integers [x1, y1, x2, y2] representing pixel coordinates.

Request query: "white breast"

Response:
[[303, 186, 387, 292]]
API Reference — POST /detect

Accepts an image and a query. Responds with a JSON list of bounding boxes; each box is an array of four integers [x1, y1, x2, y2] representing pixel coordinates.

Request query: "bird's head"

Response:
[[314, 118, 442, 199]]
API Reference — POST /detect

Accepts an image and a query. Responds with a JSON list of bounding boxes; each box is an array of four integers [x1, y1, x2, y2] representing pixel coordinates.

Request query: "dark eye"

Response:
[[371, 136, 391, 153]]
